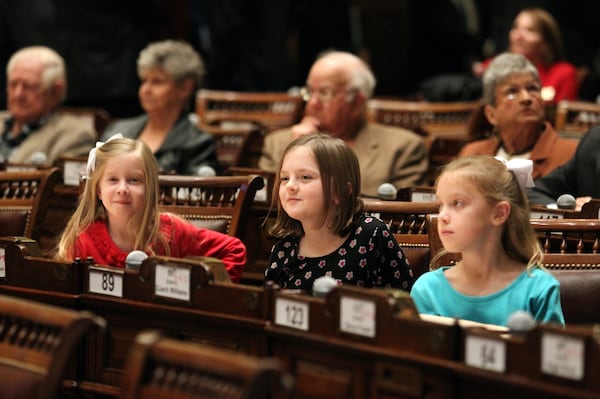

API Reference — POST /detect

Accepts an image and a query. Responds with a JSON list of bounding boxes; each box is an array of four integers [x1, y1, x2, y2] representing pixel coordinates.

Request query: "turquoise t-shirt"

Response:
[[410, 266, 565, 327]]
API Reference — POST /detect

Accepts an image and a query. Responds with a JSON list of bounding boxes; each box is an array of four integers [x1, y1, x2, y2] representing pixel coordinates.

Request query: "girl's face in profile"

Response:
[[435, 171, 499, 254], [278, 145, 326, 228], [97, 153, 146, 223]]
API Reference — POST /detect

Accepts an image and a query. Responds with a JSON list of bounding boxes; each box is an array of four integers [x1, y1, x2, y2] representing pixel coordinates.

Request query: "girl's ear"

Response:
[[491, 200, 510, 226]]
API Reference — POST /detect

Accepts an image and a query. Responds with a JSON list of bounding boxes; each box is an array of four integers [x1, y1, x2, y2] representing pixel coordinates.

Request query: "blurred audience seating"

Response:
[[196, 89, 303, 132], [554, 100, 600, 138], [366, 99, 479, 172], [58, 106, 112, 137], [202, 125, 264, 169], [0, 168, 61, 245]]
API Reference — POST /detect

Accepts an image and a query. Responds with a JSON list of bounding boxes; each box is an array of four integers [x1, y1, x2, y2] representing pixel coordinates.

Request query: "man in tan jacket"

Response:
[[0, 46, 96, 165], [259, 51, 428, 198]]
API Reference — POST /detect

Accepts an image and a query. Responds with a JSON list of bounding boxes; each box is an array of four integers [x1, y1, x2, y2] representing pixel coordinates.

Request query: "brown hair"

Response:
[[514, 7, 565, 65], [269, 133, 364, 238]]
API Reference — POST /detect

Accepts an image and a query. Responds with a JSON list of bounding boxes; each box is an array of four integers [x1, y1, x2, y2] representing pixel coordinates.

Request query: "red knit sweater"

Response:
[[73, 213, 246, 282]]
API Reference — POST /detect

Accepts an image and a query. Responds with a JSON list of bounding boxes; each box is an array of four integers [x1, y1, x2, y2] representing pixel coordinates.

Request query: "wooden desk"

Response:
[[78, 256, 270, 398], [2, 239, 600, 399], [266, 286, 600, 399], [267, 286, 458, 398], [0, 236, 82, 304]]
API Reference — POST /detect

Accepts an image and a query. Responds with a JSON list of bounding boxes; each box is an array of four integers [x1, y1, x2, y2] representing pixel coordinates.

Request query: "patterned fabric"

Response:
[[265, 215, 413, 292]]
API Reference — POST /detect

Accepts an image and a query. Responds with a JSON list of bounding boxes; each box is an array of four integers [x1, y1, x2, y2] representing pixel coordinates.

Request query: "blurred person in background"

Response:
[[474, 7, 578, 103], [102, 40, 219, 175], [0, 46, 96, 164], [259, 51, 428, 198], [459, 52, 577, 179]]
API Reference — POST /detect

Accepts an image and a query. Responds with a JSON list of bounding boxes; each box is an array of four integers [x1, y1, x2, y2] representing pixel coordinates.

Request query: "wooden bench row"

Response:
[[0, 236, 599, 399]]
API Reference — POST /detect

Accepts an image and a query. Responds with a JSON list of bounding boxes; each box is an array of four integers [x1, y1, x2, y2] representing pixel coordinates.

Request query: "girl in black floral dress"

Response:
[[264, 134, 414, 293]]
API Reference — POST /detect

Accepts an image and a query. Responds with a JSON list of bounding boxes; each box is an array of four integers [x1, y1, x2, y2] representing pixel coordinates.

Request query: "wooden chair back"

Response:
[[58, 106, 112, 136], [366, 99, 479, 138], [196, 89, 303, 132], [366, 99, 478, 172], [202, 125, 264, 169], [364, 199, 439, 279], [428, 216, 600, 264], [530, 218, 600, 254], [120, 330, 291, 399], [0, 293, 103, 399], [0, 168, 61, 240], [578, 198, 600, 219], [524, 219, 600, 324], [554, 100, 600, 137], [158, 174, 264, 239]]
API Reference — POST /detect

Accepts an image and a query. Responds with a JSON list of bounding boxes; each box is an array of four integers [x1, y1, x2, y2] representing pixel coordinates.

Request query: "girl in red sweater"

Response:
[[56, 136, 246, 282]]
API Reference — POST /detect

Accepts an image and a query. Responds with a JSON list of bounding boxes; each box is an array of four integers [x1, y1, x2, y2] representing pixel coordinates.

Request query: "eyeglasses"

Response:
[[502, 83, 542, 101], [299, 86, 357, 103], [8, 80, 43, 94]]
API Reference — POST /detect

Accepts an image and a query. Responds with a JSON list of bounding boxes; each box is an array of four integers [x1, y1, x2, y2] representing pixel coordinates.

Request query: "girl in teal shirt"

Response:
[[411, 156, 564, 327]]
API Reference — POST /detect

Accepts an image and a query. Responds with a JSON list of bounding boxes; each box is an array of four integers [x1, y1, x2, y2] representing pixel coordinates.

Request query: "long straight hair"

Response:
[[432, 155, 543, 269], [56, 138, 167, 261]]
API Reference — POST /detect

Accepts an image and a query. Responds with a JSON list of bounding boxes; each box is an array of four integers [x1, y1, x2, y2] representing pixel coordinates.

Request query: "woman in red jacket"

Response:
[[475, 7, 578, 103]]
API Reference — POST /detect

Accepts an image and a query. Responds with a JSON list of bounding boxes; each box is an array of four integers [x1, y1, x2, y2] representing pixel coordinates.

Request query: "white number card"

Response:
[[274, 297, 309, 331], [530, 211, 563, 219], [88, 267, 123, 297], [465, 335, 506, 373], [63, 160, 86, 186], [411, 192, 436, 203], [0, 247, 5, 278], [155, 264, 191, 301], [339, 296, 376, 338], [541, 332, 585, 380]]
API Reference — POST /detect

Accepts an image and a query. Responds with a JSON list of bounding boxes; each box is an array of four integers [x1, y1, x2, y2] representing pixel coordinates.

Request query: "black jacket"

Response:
[[102, 114, 219, 175], [527, 125, 600, 205]]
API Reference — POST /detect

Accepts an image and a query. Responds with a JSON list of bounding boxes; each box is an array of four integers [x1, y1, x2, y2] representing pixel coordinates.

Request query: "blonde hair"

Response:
[[433, 155, 543, 269], [56, 138, 167, 261], [269, 134, 364, 238]]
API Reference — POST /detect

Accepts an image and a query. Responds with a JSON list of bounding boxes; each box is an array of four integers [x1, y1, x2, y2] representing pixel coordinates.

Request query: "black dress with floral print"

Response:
[[265, 215, 414, 292]]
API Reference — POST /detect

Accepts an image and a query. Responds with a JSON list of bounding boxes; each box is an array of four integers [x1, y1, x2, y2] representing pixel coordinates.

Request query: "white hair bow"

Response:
[[495, 156, 535, 190], [85, 133, 124, 178]]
